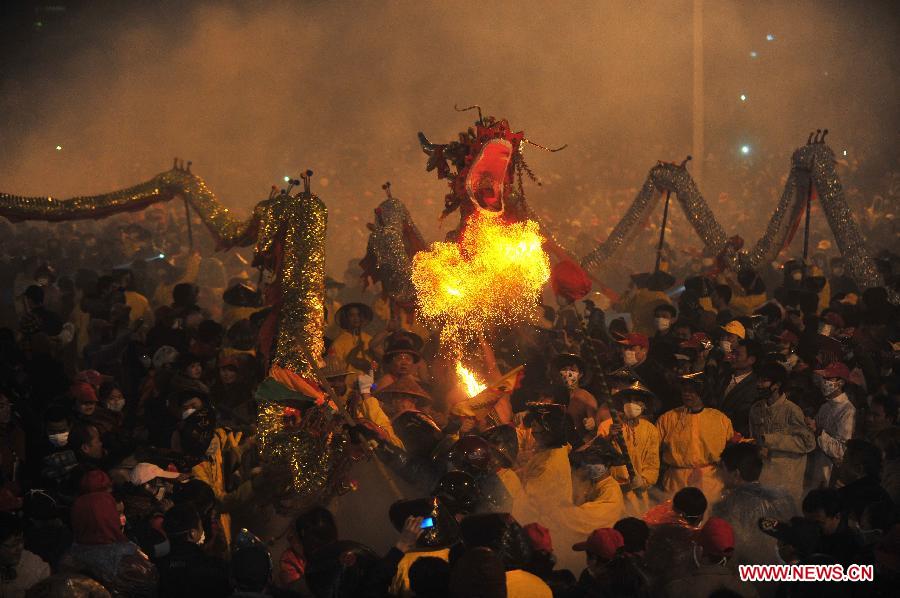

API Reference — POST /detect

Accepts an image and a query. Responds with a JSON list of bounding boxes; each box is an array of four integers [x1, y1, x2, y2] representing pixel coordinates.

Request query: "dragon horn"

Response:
[[680, 155, 693, 169], [454, 103, 483, 125], [301, 169, 313, 194], [524, 139, 568, 152], [382, 182, 392, 199], [820, 129, 828, 144], [814, 129, 822, 143], [807, 131, 815, 145], [417, 132, 437, 155]]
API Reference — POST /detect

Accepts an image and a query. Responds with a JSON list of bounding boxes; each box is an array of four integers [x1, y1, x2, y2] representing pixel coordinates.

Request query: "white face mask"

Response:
[[48, 432, 69, 447], [623, 350, 638, 366], [623, 402, 643, 419], [106, 400, 125, 413], [560, 369, 580, 389], [654, 317, 671, 332], [719, 340, 732, 354], [181, 407, 198, 420], [822, 379, 842, 397]]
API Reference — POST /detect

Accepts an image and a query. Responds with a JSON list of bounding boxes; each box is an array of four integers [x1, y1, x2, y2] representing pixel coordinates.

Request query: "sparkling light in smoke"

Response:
[[456, 362, 487, 397], [412, 214, 551, 349]]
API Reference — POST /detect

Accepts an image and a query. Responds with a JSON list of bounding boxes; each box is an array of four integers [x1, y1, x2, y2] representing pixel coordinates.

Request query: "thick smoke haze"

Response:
[[1, 0, 897, 277]]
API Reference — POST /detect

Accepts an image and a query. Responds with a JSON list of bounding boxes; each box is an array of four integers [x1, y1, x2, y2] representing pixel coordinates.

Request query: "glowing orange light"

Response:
[[412, 214, 551, 349], [456, 362, 487, 398]]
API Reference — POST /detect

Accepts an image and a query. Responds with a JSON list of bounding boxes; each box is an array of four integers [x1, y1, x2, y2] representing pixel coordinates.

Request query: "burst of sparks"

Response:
[[412, 214, 551, 349], [456, 362, 487, 397]]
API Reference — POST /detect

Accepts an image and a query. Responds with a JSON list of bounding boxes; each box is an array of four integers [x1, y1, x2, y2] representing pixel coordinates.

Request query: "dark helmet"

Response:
[[448, 435, 494, 475], [393, 411, 443, 459], [389, 496, 460, 550], [524, 402, 570, 449], [432, 470, 481, 516], [460, 513, 533, 571], [482, 425, 519, 469], [570, 436, 627, 468]]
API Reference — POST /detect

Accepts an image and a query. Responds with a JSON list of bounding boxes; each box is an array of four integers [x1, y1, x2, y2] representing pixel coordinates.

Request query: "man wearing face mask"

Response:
[[807, 362, 855, 490], [617, 332, 679, 414], [553, 353, 598, 444], [27, 406, 76, 491], [652, 305, 677, 338], [748, 362, 816, 503], [602, 386, 660, 514]]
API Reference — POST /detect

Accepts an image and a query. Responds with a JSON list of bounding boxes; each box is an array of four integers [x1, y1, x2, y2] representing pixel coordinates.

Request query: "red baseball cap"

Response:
[[696, 517, 734, 558], [572, 528, 624, 560], [615, 333, 649, 350], [524, 523, 553, 553], [70, 382, 99, 404], [74, 369, 111, 388], [814, 361, 851, 382]]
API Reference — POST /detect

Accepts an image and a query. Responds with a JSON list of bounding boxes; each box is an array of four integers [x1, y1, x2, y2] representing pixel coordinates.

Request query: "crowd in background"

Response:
[[0, 142, 897, 598]]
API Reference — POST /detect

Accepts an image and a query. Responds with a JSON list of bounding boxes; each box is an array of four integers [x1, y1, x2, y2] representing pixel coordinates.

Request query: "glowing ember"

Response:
[[456, 362, 487, 398], [412, 214, 551, 348]]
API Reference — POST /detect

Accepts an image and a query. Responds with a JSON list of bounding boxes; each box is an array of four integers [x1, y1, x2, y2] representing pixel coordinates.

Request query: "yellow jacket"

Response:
[[522, 446, 573, 519], [190, 427, 253, 547], [656, 407, 733, 500], [506, 569, 553, 598], [497, 467, 540, 524], [729, 293, 767, 317], [557, 475, 625, 537], [598, 418, 660, 487], [616, 289, 672, 336], [124, 291, 152, 324], [390, 548, 451, 597], [330, 331, 372, 374], [359, 395, 405, 449]]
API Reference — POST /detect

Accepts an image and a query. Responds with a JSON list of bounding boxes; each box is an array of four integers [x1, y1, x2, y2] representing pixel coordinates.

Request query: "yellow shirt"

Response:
[[359, 395, 405, 449], [656, 407, 733, 501], [729, 293, 767, 317], [598, 418, 661, 487], [506, 569, 553, 598], [522, 446, 573, 519], [616, 289, 673, 336], [556, 475, 625, 537], [497, 467, 540, 524], [329, 330, 372, 374], [390, 548, 450, 597], [656, 407, 733, 468], [124, 290, 152, 324]]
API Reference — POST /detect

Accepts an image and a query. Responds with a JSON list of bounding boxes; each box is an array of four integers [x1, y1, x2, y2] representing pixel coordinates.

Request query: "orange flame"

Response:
[[456, 362, 487, 398], [412, 214, 550, 349]]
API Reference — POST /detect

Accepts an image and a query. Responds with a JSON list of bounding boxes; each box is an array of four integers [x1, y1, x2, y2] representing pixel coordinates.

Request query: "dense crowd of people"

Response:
[[0, 151, 898, 598]]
